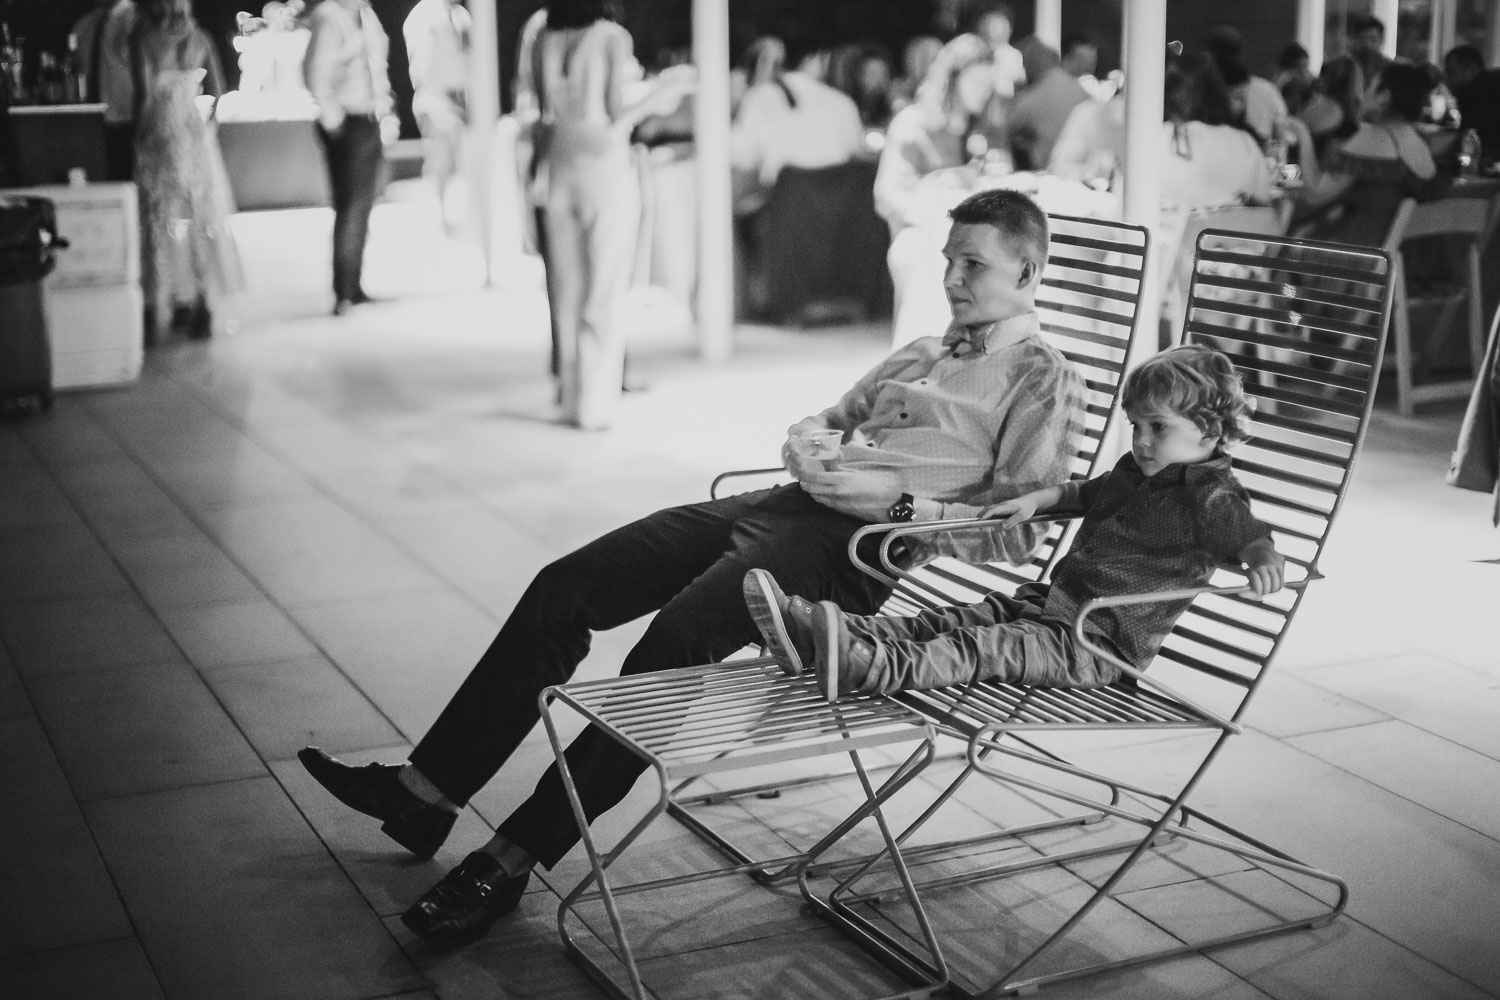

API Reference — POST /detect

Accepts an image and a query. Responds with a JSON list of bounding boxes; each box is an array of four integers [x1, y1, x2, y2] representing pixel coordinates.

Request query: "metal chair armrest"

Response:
[[710, 467, 787, 500], [848, 513, 1080, 587], [1070, 573, 1324, 734]]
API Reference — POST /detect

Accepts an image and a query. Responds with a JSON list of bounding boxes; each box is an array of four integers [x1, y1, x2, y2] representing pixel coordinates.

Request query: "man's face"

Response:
[[978, 12, 1012, 48], [1445, 57, 1478, 89], [1353, 27, 1383, 55], [942, 222, 1035, 328], [1063, 43, 1098, 78]]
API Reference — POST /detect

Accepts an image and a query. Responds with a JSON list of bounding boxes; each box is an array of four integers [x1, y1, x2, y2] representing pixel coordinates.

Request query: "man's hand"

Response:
[[798, 468, 901, 521], [380, 114, 401, 146], [781, 420, 829, 477], [980, 494, 1038, 528], [1240, 538, 1285, 599]]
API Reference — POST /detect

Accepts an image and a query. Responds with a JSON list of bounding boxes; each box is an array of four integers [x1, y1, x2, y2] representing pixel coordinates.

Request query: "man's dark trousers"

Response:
[[407, 485, 895, 868], [317, 115, 383, 301]]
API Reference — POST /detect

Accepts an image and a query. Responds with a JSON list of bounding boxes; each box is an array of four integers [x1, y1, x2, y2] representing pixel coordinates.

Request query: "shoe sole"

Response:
[[743, 568, 802, 676], [812, 601, 841, 702]]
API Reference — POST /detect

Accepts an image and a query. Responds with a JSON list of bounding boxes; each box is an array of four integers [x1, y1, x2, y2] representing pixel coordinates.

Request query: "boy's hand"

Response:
[[1240, 539, 1285, 599], [980, 495, 1038, 528]]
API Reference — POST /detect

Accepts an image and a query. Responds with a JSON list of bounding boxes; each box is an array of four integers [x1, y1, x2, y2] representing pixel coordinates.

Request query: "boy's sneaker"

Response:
[[743, 569, 819, 675], [810, 600, 880, 701]]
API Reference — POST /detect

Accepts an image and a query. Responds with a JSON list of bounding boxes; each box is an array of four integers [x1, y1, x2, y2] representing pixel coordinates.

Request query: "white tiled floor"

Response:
[[1, 190, 1497, 999]]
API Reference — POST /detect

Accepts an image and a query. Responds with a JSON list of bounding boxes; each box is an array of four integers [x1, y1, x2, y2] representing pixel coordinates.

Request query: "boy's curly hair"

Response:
[[1121, 345, 1254, 451]]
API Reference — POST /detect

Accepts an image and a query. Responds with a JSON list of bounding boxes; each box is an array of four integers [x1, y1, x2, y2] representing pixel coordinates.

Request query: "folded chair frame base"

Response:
[[540, 661, 953, 1000], [804, 725, 1349, 998]]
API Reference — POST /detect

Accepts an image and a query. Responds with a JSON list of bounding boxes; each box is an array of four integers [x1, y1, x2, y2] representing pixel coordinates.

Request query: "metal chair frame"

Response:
[[807, 230, 1396, 996], [669, 215, 1151, 874], [540, 658, 949, 1000]]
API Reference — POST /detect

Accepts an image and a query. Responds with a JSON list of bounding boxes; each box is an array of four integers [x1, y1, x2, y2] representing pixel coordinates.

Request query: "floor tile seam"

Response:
[[159, 355, 561, 556], [74, 763, 426, 998], [3, 708, 175, 996], [29, 410, 437, 755], [141, 392, 545, 627], [1237, 729, 1500, 848], [260, 758, 464, 982], [0, 933, 166, 979]]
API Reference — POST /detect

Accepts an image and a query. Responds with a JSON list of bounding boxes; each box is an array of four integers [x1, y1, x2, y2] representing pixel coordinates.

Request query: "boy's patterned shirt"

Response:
[[1016, 452, 1271, 670]]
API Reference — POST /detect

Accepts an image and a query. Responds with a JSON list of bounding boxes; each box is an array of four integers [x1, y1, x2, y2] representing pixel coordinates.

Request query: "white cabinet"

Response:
[[2, 182, 142, 390]]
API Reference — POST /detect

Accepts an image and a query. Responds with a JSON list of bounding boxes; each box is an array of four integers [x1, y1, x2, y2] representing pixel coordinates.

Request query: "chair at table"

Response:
[[670, 215, 1151, 871], [810, 231, 1395, 997], [744, 159, 893, 326], [1383, 194, 1489, 416]]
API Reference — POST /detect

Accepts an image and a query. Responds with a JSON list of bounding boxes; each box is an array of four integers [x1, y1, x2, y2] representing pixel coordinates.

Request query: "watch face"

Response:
[[889, 495, 915, 522]]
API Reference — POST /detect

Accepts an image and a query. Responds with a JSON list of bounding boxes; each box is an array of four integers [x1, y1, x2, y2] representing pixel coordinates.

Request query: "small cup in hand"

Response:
[[794, 429, 843, 470]]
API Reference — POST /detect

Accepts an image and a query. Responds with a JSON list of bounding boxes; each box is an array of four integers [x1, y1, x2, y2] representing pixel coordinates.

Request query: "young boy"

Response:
[[744, 344, 1285, 699]]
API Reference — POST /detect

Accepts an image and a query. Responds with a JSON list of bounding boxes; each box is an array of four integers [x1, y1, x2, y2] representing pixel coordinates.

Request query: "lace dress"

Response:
[[134, 66, 243, 328]]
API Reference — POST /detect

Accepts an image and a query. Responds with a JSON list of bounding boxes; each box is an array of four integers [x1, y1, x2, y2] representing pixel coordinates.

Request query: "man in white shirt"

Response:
[[402, 0, 470, 234], [1206, 25, 1287, 144], [730, 35, 865, 216], [304, 0, 397, 315], [82, 0, 136, 181]]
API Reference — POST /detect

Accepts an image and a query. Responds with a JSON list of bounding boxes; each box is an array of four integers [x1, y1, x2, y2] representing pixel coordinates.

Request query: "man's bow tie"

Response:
[[941, 324, 990, 357]]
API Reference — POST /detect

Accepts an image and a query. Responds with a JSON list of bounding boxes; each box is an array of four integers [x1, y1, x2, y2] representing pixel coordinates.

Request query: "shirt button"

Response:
[[900, 413, 908, 419]]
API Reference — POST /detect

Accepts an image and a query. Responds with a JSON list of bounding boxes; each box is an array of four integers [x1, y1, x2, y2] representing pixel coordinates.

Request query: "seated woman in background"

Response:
[[1299, 55, 1364, 162], [1297, 62, 1451, 248], [874, 32, 996, 347], [1159, 53, 1274, 215]]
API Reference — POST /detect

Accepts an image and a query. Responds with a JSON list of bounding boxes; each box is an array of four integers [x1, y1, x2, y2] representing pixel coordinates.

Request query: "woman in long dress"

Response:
[[131, 0, 242, 341], [528, 0, 681, 430]]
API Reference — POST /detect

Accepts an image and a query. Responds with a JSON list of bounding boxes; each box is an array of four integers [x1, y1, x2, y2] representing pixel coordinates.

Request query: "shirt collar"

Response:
[[940, 311, 1039, 357], [1119, 451, 1233, 486]]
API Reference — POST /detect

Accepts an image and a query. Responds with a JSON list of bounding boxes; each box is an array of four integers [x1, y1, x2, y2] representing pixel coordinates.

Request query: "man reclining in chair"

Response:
[[298, 188, 1085, 947], [747, 345, 1286, 699]]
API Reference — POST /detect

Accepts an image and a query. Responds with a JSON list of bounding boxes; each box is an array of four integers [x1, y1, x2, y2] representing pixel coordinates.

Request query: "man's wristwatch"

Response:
[[887, 492, 916, 523]]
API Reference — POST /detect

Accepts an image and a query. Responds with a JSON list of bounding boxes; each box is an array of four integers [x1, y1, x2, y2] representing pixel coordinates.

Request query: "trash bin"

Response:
[[0, 194, 64, 411]]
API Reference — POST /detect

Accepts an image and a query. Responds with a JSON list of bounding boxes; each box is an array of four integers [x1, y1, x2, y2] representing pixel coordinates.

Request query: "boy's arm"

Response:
[[980, 482, 1074, 527]]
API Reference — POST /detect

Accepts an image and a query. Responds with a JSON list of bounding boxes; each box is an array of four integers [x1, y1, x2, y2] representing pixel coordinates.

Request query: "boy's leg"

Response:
[[815, 599, 1118, 697]]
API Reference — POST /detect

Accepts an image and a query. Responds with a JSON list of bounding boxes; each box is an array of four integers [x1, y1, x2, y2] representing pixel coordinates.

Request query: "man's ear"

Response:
[[1017, 260, 1036, 287]]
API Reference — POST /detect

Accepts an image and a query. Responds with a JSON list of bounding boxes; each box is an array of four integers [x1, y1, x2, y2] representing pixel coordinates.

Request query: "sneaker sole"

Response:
[[743, 568, 802, 676], [812, 601, 841, 702]]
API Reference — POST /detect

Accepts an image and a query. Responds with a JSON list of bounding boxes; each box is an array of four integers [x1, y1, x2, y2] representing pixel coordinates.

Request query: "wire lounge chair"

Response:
[[803, 229, 1396, 996], [671, 215, 1151, 870]]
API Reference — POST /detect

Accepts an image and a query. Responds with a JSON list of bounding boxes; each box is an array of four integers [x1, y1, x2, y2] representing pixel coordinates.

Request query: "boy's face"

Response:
[[1127, 406, 1219, 477]]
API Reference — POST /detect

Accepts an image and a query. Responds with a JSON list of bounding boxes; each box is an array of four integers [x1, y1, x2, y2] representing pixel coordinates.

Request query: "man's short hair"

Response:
[[1445, 44, 1485, 74], [1348, 14, 1385, 39], [948, 189, 1049, 274], [1122, 345, 1253, 451]]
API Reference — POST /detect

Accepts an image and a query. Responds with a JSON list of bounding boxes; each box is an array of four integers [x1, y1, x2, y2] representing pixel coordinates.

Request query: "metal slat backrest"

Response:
[[1150, 229, 1394, 721], [885, 214, 1150, 615]]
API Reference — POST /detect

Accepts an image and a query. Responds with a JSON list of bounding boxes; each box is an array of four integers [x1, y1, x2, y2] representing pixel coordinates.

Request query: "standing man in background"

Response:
[[78, 0, 138, 181], [304, 0, 397, 316], [403, 0, 471, 235]]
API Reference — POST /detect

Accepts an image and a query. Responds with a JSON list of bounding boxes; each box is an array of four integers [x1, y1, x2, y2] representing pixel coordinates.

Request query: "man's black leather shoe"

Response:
[[401, 852, 530, 947], [297, 747, 455, 859]]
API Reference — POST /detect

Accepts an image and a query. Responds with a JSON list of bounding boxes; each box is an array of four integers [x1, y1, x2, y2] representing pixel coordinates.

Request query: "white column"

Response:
[[1120, 0, 1165, 377], [1489, 0, 1500, 66], [692, 0, 733, 361], [1372, 0, 1400, 58], [1034, 0, 1063, 52], [1297, 0, 1326, 72], [1428, 0, 1457, 66], [468, 0, 501, 286]]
